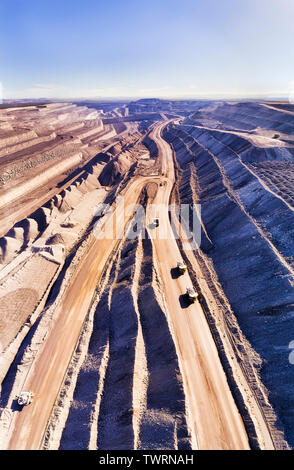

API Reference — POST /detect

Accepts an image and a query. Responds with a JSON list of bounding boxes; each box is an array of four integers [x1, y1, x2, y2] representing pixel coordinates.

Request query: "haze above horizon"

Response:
[[1, 0, 294, 101]]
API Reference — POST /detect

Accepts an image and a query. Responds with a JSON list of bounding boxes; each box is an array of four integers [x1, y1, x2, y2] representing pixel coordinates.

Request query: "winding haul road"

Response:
[[7, 120, 250, 450]]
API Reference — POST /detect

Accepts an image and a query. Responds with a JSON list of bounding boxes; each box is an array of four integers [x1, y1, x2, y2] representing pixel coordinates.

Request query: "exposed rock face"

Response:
[[0, 101, 158, 431], [46, 234, 65, 246], [0, 102, 121, 382], [163, 101, 294, 447], [142, 134, 158, 158], [188, 101, 294, 137], [0, 103, 108, 209]]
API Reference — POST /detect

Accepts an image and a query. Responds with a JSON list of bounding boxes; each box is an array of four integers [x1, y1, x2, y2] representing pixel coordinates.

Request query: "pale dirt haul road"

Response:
[[8, 120, 249, 450], [147, 122, 250, 449]]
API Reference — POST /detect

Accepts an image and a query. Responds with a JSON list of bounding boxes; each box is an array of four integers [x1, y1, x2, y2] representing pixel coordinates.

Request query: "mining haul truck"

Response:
[[17, 391, 34, 406], [177, 261, 187, 274], [186, 287, 198, 303]]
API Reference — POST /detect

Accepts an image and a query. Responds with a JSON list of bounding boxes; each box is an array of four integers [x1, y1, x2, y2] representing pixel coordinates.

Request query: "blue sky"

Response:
[[0, 0, 294, 99]]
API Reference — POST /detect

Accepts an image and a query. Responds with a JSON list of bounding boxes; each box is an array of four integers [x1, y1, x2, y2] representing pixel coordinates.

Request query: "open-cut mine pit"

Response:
[[1, 99, 294, 450]]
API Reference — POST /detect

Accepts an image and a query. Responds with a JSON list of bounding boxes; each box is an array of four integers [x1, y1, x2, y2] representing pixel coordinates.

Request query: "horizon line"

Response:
[[2, 95, 291, 103]]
